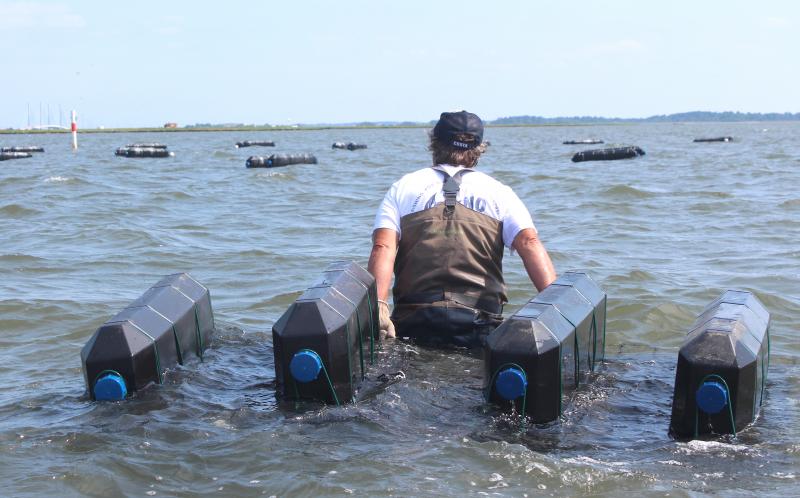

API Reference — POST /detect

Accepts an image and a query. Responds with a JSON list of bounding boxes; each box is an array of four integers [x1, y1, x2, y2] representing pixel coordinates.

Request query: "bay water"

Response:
[[1, 123, 798, 496]]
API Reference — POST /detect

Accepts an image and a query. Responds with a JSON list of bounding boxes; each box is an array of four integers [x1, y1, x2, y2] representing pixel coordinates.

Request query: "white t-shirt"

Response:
[[373, 164, 536, 248]]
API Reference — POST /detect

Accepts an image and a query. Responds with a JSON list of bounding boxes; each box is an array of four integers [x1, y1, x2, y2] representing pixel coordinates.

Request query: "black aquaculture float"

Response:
[[693, 137, 733, 143], [235, 140, 275, 148], [1, 146, 44, 153], [669, 290, 770, 439], [332, 142, 368, 150], [485, 271, 606, 423], [0, 152, 33, 161], [125, 143, 168, 149], [115, 147, 174, 158], [80, 273, 215, 401], [272, 261, 379, 405], [246, 154, 317, 168], [562, 140, 604, 145], [571, 146, 645, 162]]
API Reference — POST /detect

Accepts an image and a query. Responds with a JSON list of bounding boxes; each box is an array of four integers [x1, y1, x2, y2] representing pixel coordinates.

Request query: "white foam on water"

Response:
[[212, 418, 235, 430], [525, 462, 553, 476], [562, 455, 629, 468], [676, 439, 757, 456], [44, 176, 72, 183], [693, 472, 724, 479]]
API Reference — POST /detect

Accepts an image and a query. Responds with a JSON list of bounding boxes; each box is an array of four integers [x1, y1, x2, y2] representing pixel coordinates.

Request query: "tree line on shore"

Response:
[[490, 111, 800, 125]]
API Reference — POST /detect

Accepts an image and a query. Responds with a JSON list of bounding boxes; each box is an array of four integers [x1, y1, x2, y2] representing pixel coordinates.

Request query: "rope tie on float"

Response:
[[693, 374, 737, 439], [549, 303, 580, 388], [128, 321, 164, 384], [365, 292, 376, 364], [145, 305, 184, 366], [193, 304, 204, 360], [291, 348, 342, 407], [486, 362, 530, 431], [336, 289, 367, 380]]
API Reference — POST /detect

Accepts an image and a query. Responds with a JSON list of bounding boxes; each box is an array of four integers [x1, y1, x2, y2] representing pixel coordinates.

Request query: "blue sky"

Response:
[[1, 0, 797, 128]]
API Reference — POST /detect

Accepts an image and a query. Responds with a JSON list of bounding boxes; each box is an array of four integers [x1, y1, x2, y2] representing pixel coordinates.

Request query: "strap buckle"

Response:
[[441, 169, 466, 214]]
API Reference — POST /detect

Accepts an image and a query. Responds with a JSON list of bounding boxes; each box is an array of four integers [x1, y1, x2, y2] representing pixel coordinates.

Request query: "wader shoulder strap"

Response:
[[433, 167, 470, 213]]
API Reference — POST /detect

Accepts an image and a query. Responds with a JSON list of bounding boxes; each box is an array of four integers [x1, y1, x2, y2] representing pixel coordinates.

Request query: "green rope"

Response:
[[343, 319, 355, 403], [193, 304, 204, 361], [354, 306, 366, 380], [343, 292, 366, 380], [128, 321, 163, 384], [93, 369, 124, 385], [590, 312, 597, 372], [365, 292, 376, 363], [208, 296, 216, 331], [172, 324, 184, 365], [761, 326, 770, 407], [601, 298, 607, 363], [334, 289, 366, 382], [551, 307, 580, 388], [485, 362, 529, 430], [145, 304, 183, 366], [295, 348, 341, 406], [693, 374, 737, 439], [557, 343, 563, 416]]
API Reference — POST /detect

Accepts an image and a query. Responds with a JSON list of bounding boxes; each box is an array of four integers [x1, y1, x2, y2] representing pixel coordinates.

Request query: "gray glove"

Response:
[[378, 300, 396, 339]]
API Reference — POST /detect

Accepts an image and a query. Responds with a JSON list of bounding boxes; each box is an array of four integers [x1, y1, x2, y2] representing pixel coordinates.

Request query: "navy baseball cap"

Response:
[[433, 111, 484, 149]]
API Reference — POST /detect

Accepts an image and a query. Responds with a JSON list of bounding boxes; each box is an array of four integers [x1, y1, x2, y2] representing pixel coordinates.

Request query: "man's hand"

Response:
[[369, 228, 399, 339], [378, 300, 396, 339]]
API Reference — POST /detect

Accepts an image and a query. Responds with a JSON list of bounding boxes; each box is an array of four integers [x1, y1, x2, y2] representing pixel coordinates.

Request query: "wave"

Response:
[[150, 190, 195, 201], [0, 203, 40, 217], [212, 150, 238, 159], [779, 198, 800, 209], [43, 176, 74, 183], [684, 190, 732, 199], [602, 185, 656, 199], [0, 176, 33, 187], [0, 253, 46, 264]]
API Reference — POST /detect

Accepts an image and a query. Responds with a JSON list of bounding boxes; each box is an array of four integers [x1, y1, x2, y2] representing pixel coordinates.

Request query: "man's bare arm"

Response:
[[367, 228, 399, 301], [512, 228, 557, 291]]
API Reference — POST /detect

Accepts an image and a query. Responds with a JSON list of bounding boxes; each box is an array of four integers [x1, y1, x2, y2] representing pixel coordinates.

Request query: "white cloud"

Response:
[[586, 39, 645, 54], [763, 16, 790, 28], [0, 2, 86, 29], [156, 15, 184, 36]]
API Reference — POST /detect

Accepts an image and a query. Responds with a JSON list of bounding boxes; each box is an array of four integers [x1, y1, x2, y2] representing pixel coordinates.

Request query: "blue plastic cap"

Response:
[[290, 350, 323, 383], [696, 381, 728, 414], [495, 368, 527, 400], [94, 373, 127, 401]]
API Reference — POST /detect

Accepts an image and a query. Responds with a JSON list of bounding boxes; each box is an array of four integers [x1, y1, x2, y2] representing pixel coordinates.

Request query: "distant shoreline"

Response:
[[2, 119, 798, 136], [0, 124, 431, 135], [0, 123, 587, 135]]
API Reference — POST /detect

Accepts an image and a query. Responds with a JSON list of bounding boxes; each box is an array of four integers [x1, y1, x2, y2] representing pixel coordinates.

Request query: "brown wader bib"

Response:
[[391, 167, 506, 347]]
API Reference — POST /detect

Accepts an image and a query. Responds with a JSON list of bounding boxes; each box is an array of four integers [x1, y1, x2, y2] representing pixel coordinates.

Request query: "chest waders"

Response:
[[391, 168, 506, 347]]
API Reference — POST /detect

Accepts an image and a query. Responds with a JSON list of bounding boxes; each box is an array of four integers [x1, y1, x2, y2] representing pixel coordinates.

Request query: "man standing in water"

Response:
[[368, 110, 557, 347]]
